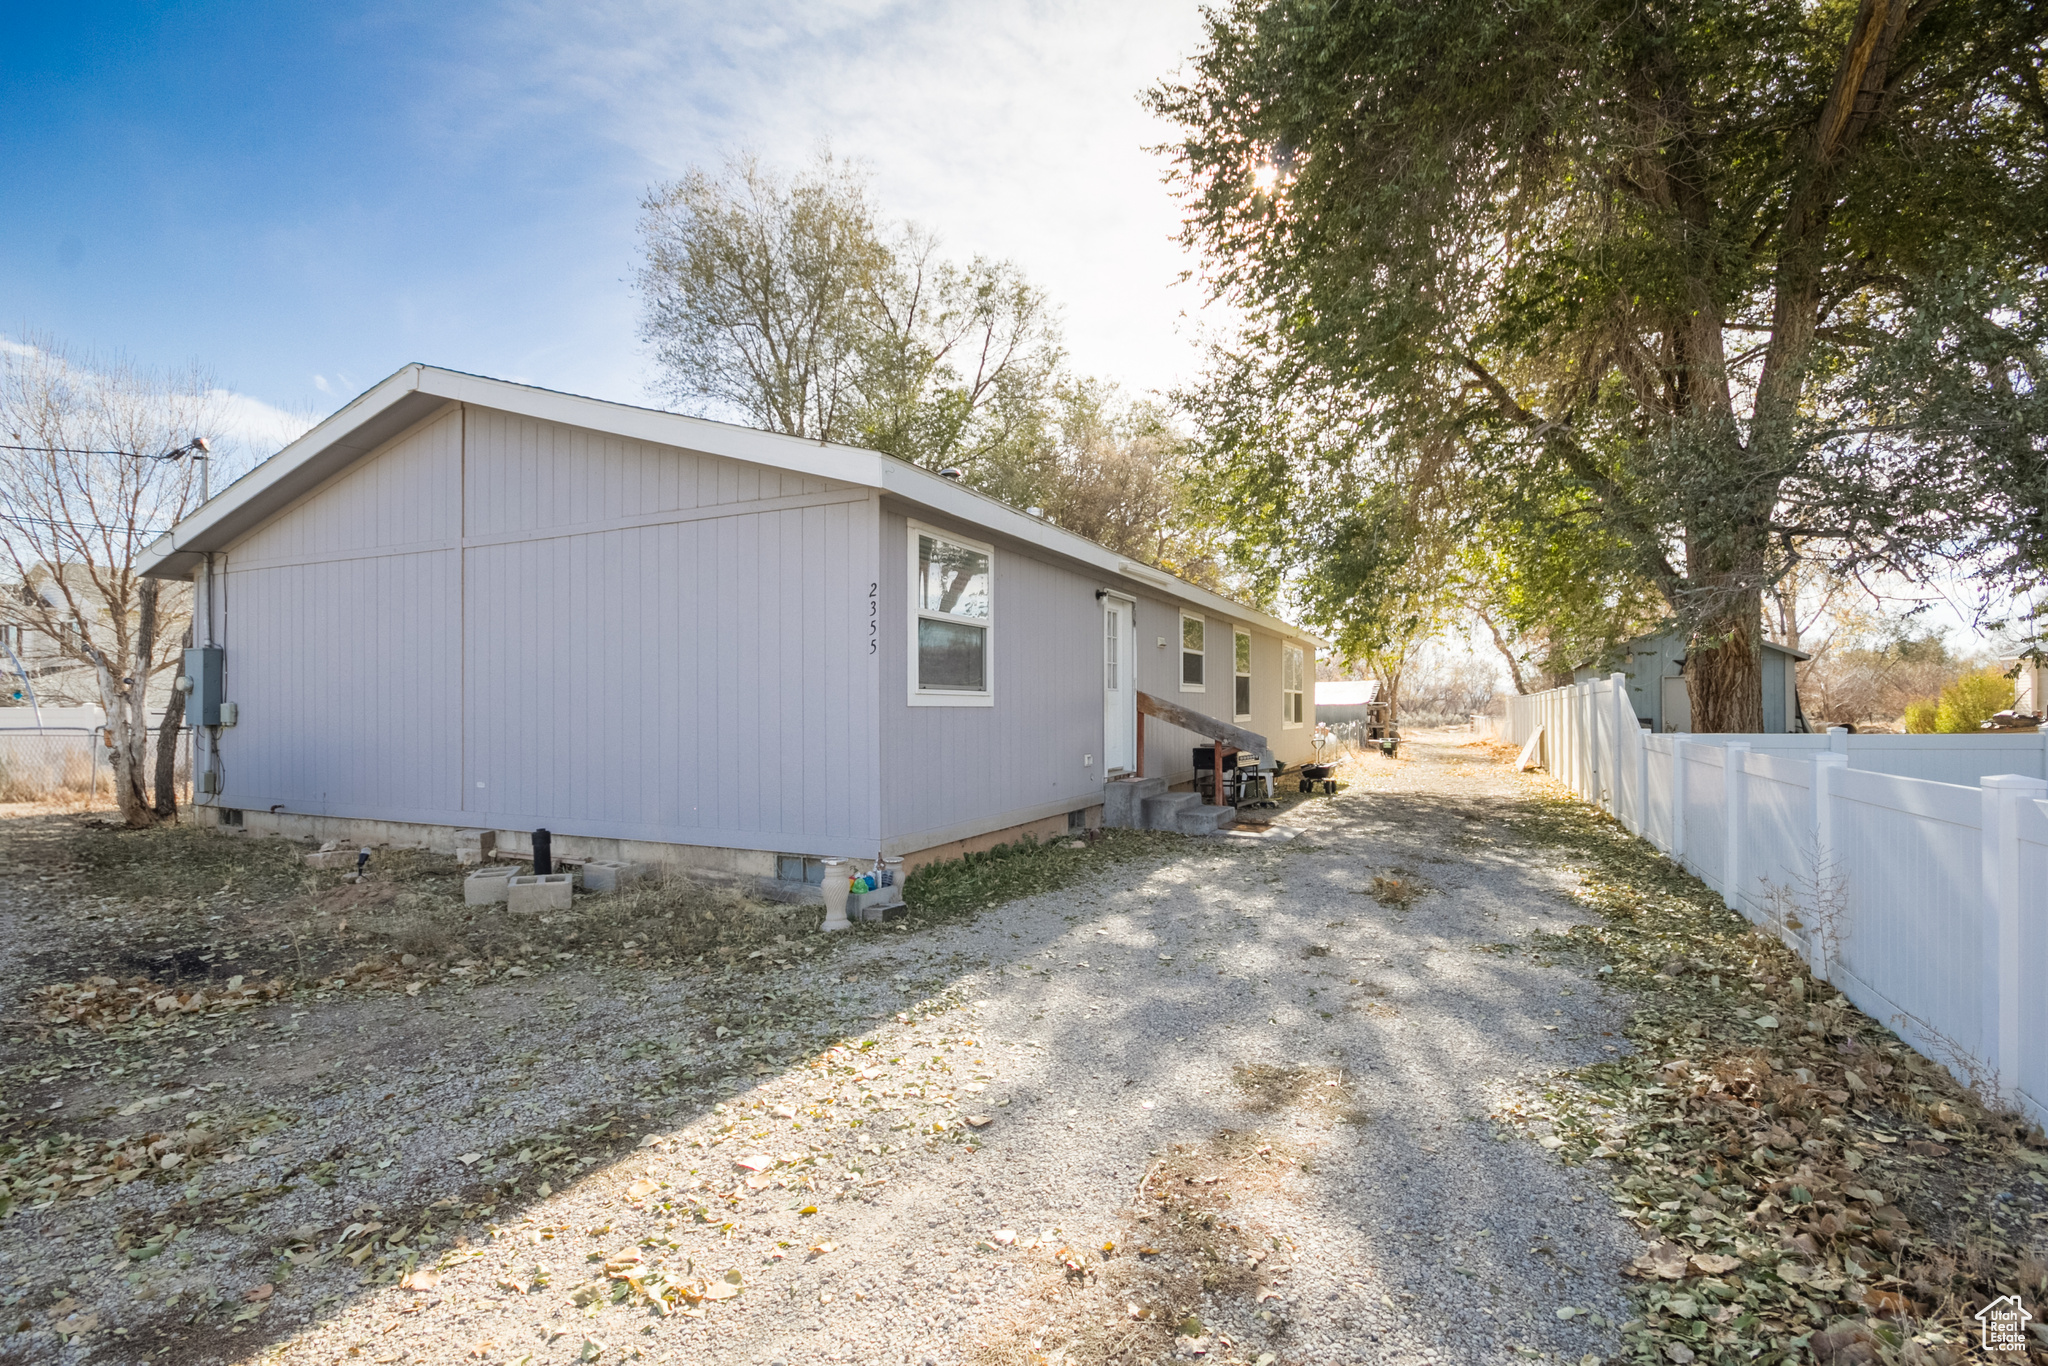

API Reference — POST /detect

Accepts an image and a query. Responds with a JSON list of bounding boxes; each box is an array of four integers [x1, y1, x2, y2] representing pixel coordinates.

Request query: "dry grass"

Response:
[[1365, 870, 1430, 909], [1229, 1063, 1366, 1124], [970, 1130, 1309, 1366]]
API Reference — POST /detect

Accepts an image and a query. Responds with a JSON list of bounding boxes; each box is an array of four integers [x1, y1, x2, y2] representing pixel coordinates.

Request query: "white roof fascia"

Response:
[[137, 364, 1324, 646], [139, 363, 438, 579]]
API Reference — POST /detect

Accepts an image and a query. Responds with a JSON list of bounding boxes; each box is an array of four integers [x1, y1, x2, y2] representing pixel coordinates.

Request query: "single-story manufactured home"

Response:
[[1574, 625, 1810, 733], [138, 365, 1322, 897]]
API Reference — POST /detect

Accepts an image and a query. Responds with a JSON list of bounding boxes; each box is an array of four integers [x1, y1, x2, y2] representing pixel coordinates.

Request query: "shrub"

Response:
[[1903, 699, 1938, 733], [1934, 669, 2015, 733]]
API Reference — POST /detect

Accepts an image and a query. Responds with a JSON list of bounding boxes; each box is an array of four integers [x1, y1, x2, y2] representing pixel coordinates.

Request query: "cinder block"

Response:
[[507, 873, 574, 914], [464, 865, 520, 906], [579, 859, 652, 894], [455, 829, 496, 866]]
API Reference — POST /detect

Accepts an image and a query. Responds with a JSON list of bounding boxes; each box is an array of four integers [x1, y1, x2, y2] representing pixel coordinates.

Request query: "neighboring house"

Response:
[[1574, 626, 1810, 734], [0, 564, 186, 713], [137, 364, 1321, 896], [2009, 656, 2046, 718]]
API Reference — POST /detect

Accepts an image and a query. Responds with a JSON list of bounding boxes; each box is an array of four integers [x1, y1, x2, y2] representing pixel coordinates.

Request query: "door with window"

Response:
[[1102, 595, 1137, 775]]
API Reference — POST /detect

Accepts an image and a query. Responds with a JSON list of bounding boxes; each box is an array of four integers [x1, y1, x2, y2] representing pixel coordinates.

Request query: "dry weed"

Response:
[[1229, 1063, 1366, 1123], [1364, 871, 1429, 909], [971, 1131, 1308, 1366]]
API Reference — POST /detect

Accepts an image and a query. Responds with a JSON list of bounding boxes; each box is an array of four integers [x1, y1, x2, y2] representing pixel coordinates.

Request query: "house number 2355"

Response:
[[868, 582, 878, 653]]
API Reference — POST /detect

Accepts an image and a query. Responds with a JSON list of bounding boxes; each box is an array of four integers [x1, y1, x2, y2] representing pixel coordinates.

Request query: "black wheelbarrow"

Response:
[[1298, 733, 1338, 794]]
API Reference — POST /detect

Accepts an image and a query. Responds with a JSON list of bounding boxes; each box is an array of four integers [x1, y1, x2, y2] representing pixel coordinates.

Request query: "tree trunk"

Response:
[[1687, 591, 1765, 732], [153, 692, 182, 818], [1476, 609, 1531, 694], [97, 580, 161, 827]]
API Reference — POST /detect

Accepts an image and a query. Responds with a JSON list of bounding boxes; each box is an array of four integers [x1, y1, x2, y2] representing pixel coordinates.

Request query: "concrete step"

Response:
[[1104, 776, 1169, 829], [1176, 803, 1238, 836], [1141, 791, 1203, 831]]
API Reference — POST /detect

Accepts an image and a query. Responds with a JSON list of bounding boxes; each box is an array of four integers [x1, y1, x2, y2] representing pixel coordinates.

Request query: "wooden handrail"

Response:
[[1136, 691, 1269, 757]]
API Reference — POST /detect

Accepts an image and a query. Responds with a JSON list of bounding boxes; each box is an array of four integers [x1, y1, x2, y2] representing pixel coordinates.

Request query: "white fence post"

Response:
[[1981, 774, 2047, 1105], [1812, 753, 1848, 978], [1611, 672, 1631, 825], [1671, 737, 1689, 864], [1723, 742, 1750, 911], [1637, 723, 1651, 839]]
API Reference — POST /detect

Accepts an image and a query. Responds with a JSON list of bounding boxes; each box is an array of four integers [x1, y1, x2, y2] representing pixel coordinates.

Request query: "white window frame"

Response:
[[1233, 628, 1252, 722], [1180, 612, 1206, 693], [1282, 644, 1305, 728], [907, 521, 995, 708]]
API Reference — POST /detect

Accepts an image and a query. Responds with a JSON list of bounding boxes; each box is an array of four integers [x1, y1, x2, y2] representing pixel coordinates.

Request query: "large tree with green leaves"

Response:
[[636, 150, 1060, 480], [1152, 0, 2048, 730]]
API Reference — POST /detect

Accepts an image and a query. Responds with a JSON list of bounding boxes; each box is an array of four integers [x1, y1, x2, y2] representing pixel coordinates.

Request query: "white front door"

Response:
[[1103, 596, 1137, 775]]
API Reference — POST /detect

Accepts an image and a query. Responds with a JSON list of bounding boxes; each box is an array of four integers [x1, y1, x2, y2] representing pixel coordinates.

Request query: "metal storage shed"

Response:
[[1574, 626, 1810, 733]]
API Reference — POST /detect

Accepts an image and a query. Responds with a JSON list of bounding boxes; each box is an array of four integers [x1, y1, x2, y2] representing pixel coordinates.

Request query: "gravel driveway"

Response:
[[2, 735, 1648, 1366]]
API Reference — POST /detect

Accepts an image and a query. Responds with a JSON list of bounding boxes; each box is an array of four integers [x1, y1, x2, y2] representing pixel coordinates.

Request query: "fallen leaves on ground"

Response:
[[1497, 787, 2048, 1365], [29, 972, 289, 1029]]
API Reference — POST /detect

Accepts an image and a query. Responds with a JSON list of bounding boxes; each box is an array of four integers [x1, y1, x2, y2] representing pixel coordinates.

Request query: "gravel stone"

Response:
[[0, 735, 1648, 1364]]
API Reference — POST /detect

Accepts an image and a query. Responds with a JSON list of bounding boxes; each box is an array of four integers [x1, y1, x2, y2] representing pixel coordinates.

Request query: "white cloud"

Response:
[[210, 388, 317, 457], [446, 0, 1224, 399]]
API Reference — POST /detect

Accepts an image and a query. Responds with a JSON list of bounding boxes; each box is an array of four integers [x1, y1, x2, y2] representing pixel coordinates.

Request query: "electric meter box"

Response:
[[183, 647, 224, 727]]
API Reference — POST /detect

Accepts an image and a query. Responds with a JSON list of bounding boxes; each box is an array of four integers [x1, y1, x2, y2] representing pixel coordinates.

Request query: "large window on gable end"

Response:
[[1282, 644, 1305, 727], [1234, 628, 1252, 720], [1181, 613, 1205, 691], [910, 525, 993, 705]]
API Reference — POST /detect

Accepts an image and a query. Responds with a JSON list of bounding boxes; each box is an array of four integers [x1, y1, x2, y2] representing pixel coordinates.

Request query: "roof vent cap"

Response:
[[938, 466, 965, 481], [1025, 506, 1044, 517]]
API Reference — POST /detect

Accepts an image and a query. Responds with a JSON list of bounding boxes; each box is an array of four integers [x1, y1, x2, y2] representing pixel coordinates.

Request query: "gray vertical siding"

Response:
[[877, 505, 1104, 851], [1130, 593, 1316, 780], [217, 403, 882, 856], [224, 408, 464, 817], [878, 504, 1318, 851], [214, 400, 1309, 860]]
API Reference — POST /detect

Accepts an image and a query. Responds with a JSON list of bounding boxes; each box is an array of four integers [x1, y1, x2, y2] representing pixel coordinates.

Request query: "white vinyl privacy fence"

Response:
[[1506, 677, 2048, 1130]]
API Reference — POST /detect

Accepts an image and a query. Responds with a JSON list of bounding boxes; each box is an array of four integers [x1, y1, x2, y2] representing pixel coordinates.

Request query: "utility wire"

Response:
[[0, 441, 208, 461]]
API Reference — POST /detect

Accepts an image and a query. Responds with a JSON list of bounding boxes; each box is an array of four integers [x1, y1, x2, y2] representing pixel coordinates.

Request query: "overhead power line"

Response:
[[0, 438, 211, 461]]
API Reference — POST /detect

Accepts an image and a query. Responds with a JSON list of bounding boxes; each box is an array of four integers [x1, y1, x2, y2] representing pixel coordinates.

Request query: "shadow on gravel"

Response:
[[0, 818, 1186, 1365], [0, 767, 1635, 1366]]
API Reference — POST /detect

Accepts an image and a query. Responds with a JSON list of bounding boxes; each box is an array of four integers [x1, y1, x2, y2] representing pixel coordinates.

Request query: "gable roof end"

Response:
[[137, 365, 1323, 646]]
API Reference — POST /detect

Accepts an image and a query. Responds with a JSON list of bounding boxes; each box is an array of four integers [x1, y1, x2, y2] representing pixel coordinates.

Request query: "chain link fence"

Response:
[[0, 728, 191, 806]]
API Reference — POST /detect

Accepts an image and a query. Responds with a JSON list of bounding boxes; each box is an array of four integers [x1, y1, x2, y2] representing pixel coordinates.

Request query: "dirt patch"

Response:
[[971, 1130, 1309, 1366], [1229, 1063, 1364, 1123], [1364, 870, 1429, 908]]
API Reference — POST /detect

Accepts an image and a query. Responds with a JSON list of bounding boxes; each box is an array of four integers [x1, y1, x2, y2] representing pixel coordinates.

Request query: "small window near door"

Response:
[[909, 524, 993, 706], [1282, 645, 1305, 727], [1234, 629, 1251, 720], [1181, 613, 1205, 690], [1104, 608, 1120, 691]]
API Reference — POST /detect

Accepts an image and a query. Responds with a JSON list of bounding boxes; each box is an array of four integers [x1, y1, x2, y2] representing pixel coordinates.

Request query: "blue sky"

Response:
[[3, 0, 1215, 436]]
